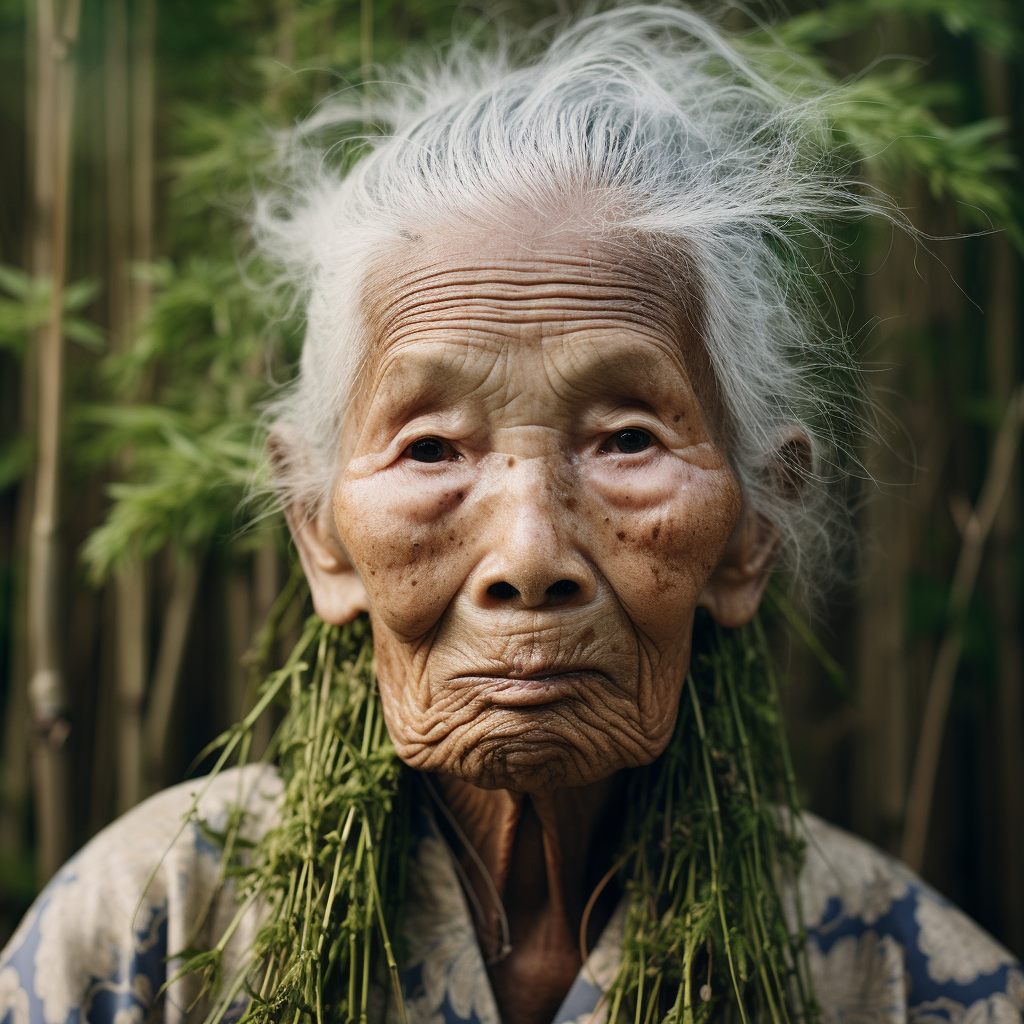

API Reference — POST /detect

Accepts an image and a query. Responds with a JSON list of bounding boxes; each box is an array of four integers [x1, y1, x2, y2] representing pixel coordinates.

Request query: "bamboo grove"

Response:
[[0, 0, 1022, 969]]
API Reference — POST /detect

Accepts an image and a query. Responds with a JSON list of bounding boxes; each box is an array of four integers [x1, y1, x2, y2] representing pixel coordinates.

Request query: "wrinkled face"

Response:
[[315, 225, 751, 793]]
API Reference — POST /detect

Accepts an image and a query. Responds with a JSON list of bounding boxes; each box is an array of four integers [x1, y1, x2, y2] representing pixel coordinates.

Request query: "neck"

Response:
[[432, 774, 623, 1024]]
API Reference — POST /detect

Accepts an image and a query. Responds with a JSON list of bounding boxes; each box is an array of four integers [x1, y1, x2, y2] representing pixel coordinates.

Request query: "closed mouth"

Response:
[[454, 668, 611, 707]]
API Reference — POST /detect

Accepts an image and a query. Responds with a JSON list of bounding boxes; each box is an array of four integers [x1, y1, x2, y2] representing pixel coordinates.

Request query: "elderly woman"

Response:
[[1, 7, 1021, 1024]]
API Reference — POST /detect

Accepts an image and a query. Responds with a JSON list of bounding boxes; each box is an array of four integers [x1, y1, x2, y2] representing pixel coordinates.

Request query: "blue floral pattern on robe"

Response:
[[0, 767, 1020, 1024]]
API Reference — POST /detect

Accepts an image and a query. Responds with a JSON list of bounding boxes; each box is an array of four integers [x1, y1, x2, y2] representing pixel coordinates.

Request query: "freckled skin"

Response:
[[293, 221, 776, 1024], [335, 228, 742, 795]]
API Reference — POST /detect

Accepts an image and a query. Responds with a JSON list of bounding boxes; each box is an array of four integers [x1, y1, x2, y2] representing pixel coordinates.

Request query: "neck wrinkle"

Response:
[[432, 774, 621, 960]]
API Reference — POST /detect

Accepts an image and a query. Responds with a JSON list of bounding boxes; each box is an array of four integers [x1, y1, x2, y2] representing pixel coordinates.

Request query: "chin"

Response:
[[397, 706, 658, 793]]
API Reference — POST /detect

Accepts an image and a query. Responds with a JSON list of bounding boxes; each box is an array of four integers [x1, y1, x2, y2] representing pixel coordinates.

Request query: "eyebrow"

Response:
[[367, 333, 701, 423], [555, 336, 691, 394]]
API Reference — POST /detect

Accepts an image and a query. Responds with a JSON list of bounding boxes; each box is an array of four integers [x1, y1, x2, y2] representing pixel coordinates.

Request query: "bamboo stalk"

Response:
[[104, 0, 129, 348], [104, 0, 149, 822], [111, 0, 157, 810], [143, 555, 202, 791], [1, 206, 38, 855], [360, 0, 373, 82], [88, 588, 117, 834], [856, 269, 954, 852], [1, 3, 43, 868], [987, 238, 1022, 949], [26, 0, 82, 883], [114, 564, 147, 812], [853, 203, 922, 850], [901, 384, 1024, 872], [978, 48, 1023, 954], [130, 0, 155, 320]]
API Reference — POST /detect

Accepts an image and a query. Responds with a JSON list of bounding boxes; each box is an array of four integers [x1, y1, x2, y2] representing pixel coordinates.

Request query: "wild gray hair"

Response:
[[258, 4, 878, 594]]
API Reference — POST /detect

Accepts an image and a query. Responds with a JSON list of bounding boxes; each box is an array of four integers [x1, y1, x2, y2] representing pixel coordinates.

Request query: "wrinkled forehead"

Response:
[[353, 217, 721, 425]]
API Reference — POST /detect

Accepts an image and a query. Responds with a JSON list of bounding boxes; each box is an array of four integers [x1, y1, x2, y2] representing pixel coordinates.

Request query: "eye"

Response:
[[602, 428, 653, 454], [405, 436, 458, 463]]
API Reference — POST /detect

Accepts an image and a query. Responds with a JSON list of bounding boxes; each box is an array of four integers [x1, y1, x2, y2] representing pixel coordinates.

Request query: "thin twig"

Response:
[[901, 383, 1024, 871]]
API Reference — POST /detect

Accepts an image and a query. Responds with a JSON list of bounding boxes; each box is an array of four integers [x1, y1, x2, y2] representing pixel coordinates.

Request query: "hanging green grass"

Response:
[[603, 613, 818, 1024], [176, 608, 817, 1024], [173, 615, 409, 1024]]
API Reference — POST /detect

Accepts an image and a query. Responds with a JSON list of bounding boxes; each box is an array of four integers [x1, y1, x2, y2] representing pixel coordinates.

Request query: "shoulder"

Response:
[[796, 811, 1024, 1023], [0, 765, 282, 1024]]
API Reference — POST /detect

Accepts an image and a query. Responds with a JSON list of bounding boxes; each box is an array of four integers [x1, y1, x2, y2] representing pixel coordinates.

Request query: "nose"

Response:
[[486, 578, 581, 605], [470, 462, 596, 610]]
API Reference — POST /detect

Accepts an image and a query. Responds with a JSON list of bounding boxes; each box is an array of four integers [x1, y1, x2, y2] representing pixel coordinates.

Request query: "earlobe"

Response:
[[698, 509, 777, 628], [288, 501, 370, 626], [700, 429, 810, 627], [270, 426, 369, 626]]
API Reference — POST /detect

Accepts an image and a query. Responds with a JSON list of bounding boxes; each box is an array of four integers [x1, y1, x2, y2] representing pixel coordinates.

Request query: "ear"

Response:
[[698, 430, 812, 628], [288, 501, 369, 626], [270, 426, 369, 626], [698, 508, 777, 628]]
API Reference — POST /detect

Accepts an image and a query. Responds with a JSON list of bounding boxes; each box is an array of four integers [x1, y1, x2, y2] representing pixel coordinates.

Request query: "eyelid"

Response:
[[597, 407, 666, 432], [390, 415, 470, 461], [597, 423, 661, 453], [401, 435, 464, 461]]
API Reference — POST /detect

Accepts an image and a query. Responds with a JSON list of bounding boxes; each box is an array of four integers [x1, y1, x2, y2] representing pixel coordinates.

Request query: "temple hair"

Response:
[[256, 3, 887, 598]]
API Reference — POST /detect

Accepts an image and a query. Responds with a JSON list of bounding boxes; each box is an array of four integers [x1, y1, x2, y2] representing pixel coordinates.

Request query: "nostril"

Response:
[[487, 581, 519, 600], [547, 579, 580, 598]]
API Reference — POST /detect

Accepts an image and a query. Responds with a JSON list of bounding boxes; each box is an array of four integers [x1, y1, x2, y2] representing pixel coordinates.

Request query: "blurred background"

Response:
[[0, 0, 1022, 957]]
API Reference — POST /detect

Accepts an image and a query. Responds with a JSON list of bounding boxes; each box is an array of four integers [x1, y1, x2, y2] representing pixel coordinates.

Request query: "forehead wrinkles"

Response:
[[353, 227, 725, 439], [362, 227, 686, 341], [367, 254, 683, 344]]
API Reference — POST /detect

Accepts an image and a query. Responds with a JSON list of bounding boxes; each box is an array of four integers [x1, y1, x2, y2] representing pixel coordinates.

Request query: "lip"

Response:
[[454, 669, 610, 707]]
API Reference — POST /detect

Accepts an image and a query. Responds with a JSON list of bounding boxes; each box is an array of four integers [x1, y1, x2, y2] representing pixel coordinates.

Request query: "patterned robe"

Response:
[[0, 766, 1020, 1024]]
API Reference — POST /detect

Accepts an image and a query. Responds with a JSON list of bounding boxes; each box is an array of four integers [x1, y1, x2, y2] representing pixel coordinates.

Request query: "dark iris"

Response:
[[614, 428, 652, 453], [408, 437, 448, 463]]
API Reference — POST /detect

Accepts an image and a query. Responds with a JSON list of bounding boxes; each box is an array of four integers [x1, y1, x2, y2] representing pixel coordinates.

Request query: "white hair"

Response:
[[258, 4, 880, 594]]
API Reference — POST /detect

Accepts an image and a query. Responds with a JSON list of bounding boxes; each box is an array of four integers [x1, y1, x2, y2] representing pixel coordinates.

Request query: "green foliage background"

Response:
[[0, 0, 1022, 968]]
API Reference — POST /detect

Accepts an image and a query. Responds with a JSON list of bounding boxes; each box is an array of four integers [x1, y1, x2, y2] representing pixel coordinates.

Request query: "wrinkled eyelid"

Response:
[[600, 425, 661, 454], [403, 435, 463, 463]]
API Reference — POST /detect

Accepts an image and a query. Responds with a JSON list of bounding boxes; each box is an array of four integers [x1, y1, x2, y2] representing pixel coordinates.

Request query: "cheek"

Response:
[[333, 470, 475, 640], [586, 461, 741, 638]]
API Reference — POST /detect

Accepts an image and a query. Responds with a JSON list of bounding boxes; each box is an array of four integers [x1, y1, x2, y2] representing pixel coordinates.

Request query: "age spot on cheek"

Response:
[[650, 563, 673, 594], [617, 532, 627, 541]]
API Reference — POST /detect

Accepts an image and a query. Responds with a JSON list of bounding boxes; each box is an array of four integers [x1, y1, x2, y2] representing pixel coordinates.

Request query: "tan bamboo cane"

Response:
[[26, 0, 82, 882], [110, 0, 158, 812], [102, 0, 149, 817]]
